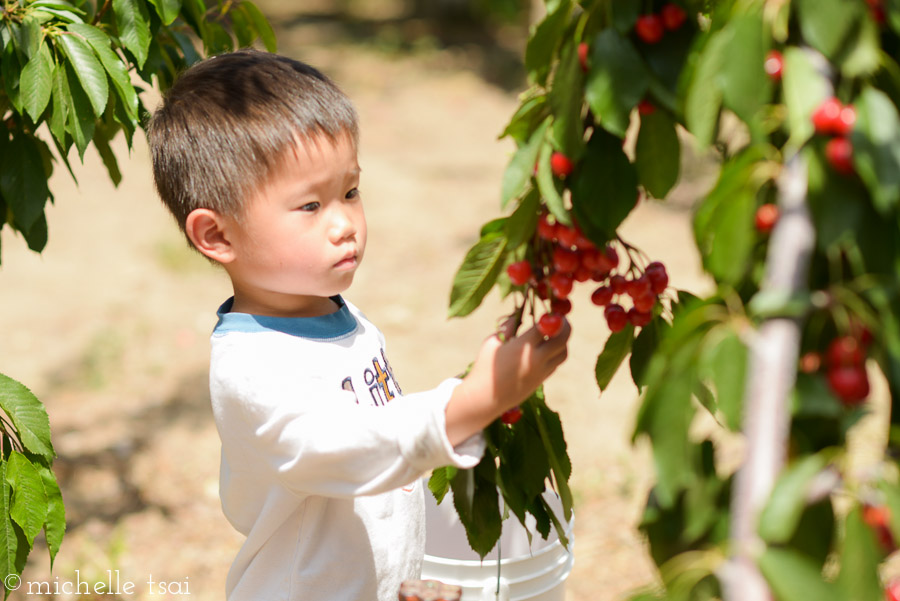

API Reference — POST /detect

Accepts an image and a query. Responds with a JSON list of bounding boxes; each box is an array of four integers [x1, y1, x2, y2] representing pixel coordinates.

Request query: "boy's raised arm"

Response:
[[443, 319, 570, 446]]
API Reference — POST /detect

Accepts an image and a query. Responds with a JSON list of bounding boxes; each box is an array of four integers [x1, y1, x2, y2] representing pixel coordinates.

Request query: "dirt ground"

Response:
[[0, 5, 715, 600]]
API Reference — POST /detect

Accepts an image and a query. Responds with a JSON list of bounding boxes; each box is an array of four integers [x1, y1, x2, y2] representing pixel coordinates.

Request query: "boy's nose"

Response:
[[329, 206, 357, 242]]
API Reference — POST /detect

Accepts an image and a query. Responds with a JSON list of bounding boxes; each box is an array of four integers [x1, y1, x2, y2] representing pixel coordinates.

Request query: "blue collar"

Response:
[[212, 296, 358, 340]]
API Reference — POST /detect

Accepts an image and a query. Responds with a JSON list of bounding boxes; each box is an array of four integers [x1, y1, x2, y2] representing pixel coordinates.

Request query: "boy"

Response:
[[147, 49, 569, 601]]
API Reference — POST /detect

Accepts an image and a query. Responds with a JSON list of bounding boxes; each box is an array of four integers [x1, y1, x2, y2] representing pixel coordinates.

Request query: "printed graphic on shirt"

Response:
[[343, 349, 403, 406]]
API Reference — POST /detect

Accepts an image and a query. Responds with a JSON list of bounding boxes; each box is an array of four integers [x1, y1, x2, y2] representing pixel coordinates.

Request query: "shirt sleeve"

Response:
[[210, 338, 485, 498]]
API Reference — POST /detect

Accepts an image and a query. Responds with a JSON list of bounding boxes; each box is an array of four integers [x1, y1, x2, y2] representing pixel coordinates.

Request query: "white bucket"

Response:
[[421, 481, 574, 601]]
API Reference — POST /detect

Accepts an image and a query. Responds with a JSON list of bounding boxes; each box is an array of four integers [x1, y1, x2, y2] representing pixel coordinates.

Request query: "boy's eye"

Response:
[[299, 202, 320, 212], [345, 188, 360, 200]]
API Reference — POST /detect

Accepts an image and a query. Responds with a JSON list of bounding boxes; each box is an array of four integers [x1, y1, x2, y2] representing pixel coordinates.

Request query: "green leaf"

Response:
[[2, 43, 23, 113], [758, 548, 841, 601], [63, 61, 96, 158], [239, 2, 277, 53], [684, 30, 725, 149], [595, 325, 635, 391], [34, 463, 64, 566], [635, 109, 680, 199], [499, 93, 549, 145], [20, 41, 53, 121], [548, 38, 585, 156], [0, 373, 54, 461], [501, 118, 549, 209], [630, 317, 667, 390], [716, 9, 770, 128], [92, 122, 123, 186], [795, 0, 863, 59], [13, 15, 42, 59], [230, 6, 256, 48], [852, 86, 900, 213], [504, 187, 540, 249], [0, 459, 27, 595], [202, 20, 234, 55], [585, 28, 648, 137], [571, 128, 638, 245], [757, 453, 831, 544], [701, 328, 747, 431], [48, 63, 68, 147], [781, 46, 831, 153], [0, 132, 51, 234], [450, 456, 501, 558], [112, 0, 151, 68], [524, 0, 572, 87], [5, 452, 49, 546], [448, 232, 508, 317], [535, 140, 570, 226], [67, 22, 139, 123], [427, 466, 456, 504], [837, 505, 884, 601], [57, 29, 108, 117], [147, 0, 181, 25], [532, 395, 573, 523]]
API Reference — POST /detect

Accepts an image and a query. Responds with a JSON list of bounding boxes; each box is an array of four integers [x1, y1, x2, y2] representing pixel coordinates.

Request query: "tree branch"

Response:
[[722, 152, 815, 601]]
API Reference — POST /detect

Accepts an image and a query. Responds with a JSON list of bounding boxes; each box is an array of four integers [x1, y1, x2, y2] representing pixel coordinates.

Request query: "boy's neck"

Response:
[[229, 292, 341, 318]]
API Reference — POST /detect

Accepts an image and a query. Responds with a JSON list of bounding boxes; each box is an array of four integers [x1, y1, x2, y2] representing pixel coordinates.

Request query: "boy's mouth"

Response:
[[334, 252, 358, 270]]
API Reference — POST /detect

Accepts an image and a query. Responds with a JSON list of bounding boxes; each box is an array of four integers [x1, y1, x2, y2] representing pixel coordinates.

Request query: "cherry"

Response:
[[573, 265, 592, 283], [637, 99, 656, 115], [825, 137, 854, 175], [835, 105, 857, 137], [501, 406, 523, 425], [645, 262, 669, 294], [628, 308, 653, 328], [660, 3, 687, 30], [551, 297, 572, 316], [886, 579, 900, 601], [635, 14, 665, 44], [600, 246, 620, 270], [556, 224, 579, 249], [633, 291, 656, 313], [827, 336, 865, 367], [605, 304, 628, 332], [626, 275, 653, 299], [506, 260, 532, 286], [537, 213, 558, 241], [764, 50, 783, 81], [591, 285, 614, 306], [550, 152, 574, 177], [812, 97, 843, 135], [827, 364, 870, 405], [863, 504, 896, 552], [755, 203, 779, 233], [867, 0, 887, 25], [578, 42, 589, 72], [580, 248, 603, 271], [537, 313, 564, 338], [799, 351, 822, 373], [552, 246, 580, 274], [549, 272, 574, 299], [610, 274, 627, 295], [572, 227, 595, 250], [534, 279, 550, 300]]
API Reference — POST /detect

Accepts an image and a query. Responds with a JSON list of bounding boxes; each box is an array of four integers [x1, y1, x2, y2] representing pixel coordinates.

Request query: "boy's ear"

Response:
[[185, 208, 235, 264]]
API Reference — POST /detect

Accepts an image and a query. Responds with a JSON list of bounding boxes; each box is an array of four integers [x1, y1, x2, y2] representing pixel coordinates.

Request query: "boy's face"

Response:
[[223, 133, 366, 317]]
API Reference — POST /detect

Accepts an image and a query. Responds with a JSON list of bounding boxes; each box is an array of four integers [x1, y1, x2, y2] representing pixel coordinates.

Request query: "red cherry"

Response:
[[628, 308, 653, 328], [610, 274, 627, 295], [755, 203, 779, 233], [827, 364, 870, 405], [556, 225, 579, 249], [506, 260, 532, 286], [868, 0, 887, 25], [645, 261, 669, 294], [637, 99, 656, 115], [799, 351, 822, 373], [590, 269, 611, 282], [863, 504, 896, 552], [598, 246, 620, 271], [552, 246, 580, 274], [764, 50, 783, 81], [633, 292, 656, 313], [578, 42, 589, 72], [580, 248, 602, 271], [501, 406, 523, 425], [549, 272, 574, 299], [827, 336, 865, 367], [812, 97, 843, 135], [534, 279, 550, 300], [537, 213, 559, 241], [835, 105, 857, 137], [605, 304, 628, 332], [825, 137, 854, 175], [572, 226, 595, 250], [886, 579, 900, 601], [573, 265, 592, 283], [626, 275, 653, 299], [591, 285, 613, 306], [635, 14, 664, 44], [551, 297, 572, 315], [660, 3, 687, 30], [537, 313, 564, 338], [550, 152, 574, 177]]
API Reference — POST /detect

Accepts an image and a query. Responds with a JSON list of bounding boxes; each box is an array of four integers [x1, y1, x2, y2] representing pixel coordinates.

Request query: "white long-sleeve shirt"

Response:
[[208, 296, 484, 601]]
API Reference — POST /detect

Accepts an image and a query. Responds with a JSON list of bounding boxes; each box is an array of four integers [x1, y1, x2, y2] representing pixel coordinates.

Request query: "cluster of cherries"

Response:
[[506, 213, 669, 339], [634, 4, 688, 44], [812, 96, 857, 175], [800, 330, 872, 406]]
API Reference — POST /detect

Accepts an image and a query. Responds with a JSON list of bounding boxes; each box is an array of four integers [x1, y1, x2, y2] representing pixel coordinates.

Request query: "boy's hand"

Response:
[[444, 317, 570, 446]]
